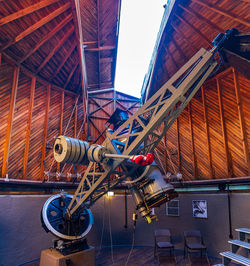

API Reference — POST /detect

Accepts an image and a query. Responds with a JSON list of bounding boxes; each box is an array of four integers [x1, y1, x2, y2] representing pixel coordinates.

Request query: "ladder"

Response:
[[220, 228, 250, 265]]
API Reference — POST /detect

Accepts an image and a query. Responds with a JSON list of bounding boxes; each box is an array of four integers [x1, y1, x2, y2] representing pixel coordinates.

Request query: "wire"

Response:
[[47, 96, 80, 174], [124, 226, 135, 266], [97, 196, 106, 257], [108, 197, 115, 266]]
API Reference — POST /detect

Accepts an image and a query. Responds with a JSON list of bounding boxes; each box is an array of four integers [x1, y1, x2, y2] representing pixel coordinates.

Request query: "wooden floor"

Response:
[[95, 246, 227, 266]]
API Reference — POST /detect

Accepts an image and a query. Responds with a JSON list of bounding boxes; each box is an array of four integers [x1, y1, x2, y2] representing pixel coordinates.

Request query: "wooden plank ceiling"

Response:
[[0, 0, 120, 95], [141, 0, 250, 180], [141, 0, 249, 101]]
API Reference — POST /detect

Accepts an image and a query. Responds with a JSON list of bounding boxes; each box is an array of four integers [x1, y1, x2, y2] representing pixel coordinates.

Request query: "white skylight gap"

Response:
[[115, 0, 166, 98]]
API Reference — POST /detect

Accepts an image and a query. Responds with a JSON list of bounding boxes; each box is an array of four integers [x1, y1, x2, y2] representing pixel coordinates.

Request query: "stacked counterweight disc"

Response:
[[54, 136, 89, 164]]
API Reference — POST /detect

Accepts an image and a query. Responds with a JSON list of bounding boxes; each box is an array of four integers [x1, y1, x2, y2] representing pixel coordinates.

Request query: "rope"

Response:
[[124, 228, 135, 266], [154, 147, 167, 176], [108, 198, 115, 266], [48, 96, 80, 174], [97, 197, 106, 257]]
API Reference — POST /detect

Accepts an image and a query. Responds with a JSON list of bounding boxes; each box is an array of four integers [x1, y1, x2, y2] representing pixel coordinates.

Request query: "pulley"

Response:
[[41, 194, 93, 240]]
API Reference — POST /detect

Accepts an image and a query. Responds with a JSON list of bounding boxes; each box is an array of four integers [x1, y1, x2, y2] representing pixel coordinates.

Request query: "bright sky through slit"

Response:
[[115, 0, 166, 98]]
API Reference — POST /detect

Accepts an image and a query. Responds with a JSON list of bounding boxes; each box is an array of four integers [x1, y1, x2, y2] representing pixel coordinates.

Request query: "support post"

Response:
[[23, 76, 36, 178], [217, 78, 232, 177], [176, 118, 181, 173], [2, 66, 20, 178], [40, 84, 51, 180], [57, 91, 64, 174], [188, 102, 197, 179], [201, 86, 213, 178], [232, 68, 250, 175]]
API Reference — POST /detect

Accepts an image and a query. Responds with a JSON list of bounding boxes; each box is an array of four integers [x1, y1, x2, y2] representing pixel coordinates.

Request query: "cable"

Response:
[[124, 222, 136, 266], [97, 196, 106, 257], [108, 197, 115, 266]]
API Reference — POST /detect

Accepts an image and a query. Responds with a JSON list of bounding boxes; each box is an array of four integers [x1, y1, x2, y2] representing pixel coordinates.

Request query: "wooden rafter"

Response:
[[232, 68, 250, 174], [85, 46, 116, 52], [1, 3, 71, 51], [50, 41, 77, 81], [71, 0, 88, 118], [40, 84, 51, 180], [19, 14, 72, 63], [178, 3, 224, 33], [22, 76, 36, 179], [2, 66, 20, 178], [217, 78, 232, 177], [191, 0, 250, 28], [63, 62, 79, 89], [175, 14, 212, 48], [171, 23, 197, 54], [188, 102, 197, 178], [165, 45, 179, 71], [201, 86, 213, 178], [97, 0, 101, 87], [171, 37, 188, 63], [36, 25, 74, 73], [0, 0, 59, 26]]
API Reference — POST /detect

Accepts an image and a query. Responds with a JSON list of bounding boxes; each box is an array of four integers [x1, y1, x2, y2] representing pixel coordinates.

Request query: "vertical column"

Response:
[[2, 66, 20, 178], [23, 76, 36, 179], [201, 86, 213, 178], [176, 118, 181, 173], [40, 84, 51, 180], [232, 68, 250, 175], [217, 78, 232, 177], [57, 91, 64, 174], [188, 102, 197, 179]]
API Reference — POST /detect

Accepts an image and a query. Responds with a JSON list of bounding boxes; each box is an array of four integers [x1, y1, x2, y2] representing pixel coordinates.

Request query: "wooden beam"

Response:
[[164, 45, 179, 71], [97, 0, 101, 88], [74, 99, 78, 138], [191, 0, 250, 28], [57, 91, 64, 174], [176, 118, 181, 172], [0, 0, 60, 26], [201, 86, 213, 178], [71, 0, 88, 125], [217, 78, 232, 177], [40, 84, 51, 180], [171, 23, 197, 54], [164, 122, 167, 173], [232, 68, 250, 174], [63, 63, 79, 89], [85, 45, 116, 52], [19, 14, 72, 63], [175, 14, 212, 48], [22, 76, 36, 179], [171, 37, 188, 63], [178, 3, 224, 33], [89, 98, 112, 117], [1, 3, 71, 51], [0, 53, 1, 66], [50, 41, 77, 80], [36, 25, 74, 73], [188, 102, 197, 179], [2, 66, 20, 178]]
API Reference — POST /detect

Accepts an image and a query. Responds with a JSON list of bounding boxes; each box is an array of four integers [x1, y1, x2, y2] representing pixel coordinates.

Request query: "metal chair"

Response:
[[154, 229, 176, 263], [184, 230, 210, 265]]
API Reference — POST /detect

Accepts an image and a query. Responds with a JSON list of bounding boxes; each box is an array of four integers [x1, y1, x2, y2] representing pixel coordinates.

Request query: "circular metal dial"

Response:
[[41, 194, 93, 240]]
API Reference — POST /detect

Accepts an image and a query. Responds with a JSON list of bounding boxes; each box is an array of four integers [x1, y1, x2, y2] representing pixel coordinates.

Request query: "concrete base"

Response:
[[39, 247, 95, 266]]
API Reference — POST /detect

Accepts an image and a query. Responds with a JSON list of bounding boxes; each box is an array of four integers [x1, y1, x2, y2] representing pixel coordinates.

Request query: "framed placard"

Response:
[[192, 200, 207, 218]]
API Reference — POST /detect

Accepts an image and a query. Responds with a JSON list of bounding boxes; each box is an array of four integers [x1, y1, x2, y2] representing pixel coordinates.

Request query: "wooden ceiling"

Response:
[[141, 0, 250, 101], [0, 0, 120, 95]]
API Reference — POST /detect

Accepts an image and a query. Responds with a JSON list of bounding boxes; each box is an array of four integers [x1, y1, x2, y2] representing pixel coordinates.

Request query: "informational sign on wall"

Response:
[[192, 200, 207, 218]]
